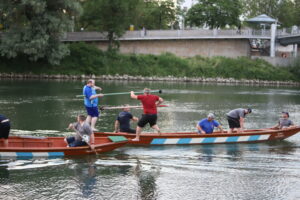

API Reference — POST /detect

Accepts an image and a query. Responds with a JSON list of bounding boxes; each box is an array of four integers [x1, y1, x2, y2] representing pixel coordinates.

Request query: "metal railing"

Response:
[[61, 29, 273, 42]]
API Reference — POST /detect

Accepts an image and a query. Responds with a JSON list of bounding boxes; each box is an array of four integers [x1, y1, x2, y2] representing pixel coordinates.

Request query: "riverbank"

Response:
[[0, 73, 299, 86], [0, 42, 299, 83]]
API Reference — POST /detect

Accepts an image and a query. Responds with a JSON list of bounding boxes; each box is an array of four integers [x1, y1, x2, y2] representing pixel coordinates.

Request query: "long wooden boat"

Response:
[[95, 126, 300, 145], [0, 136, 128, 158]]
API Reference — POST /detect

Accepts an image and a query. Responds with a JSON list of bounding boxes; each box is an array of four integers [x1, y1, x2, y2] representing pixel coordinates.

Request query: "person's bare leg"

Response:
[[236, 128, 241, 134], [64, 138, 69, 147], [227, 128, 233, 134], [91, 117, 98, 131], [4, 139, 8, 147], [86, 115, 92, 124], [133, 126, 142, 141], [151, 125, 161, 135]]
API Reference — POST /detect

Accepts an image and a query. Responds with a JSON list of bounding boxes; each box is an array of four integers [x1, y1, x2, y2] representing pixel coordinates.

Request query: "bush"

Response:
[[0, 42, 299, 81]]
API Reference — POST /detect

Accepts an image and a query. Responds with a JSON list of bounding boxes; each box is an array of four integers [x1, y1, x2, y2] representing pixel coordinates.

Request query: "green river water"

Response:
[[0, 80, 300, 200]]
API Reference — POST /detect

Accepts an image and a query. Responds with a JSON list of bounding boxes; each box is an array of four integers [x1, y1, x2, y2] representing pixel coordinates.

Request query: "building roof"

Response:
[[246, 14, 277, 24]]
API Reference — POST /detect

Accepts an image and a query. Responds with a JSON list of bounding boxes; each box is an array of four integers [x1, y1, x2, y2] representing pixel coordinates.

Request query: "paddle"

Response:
[[76, 89, 162, 98], [100, 104, 168, 110]]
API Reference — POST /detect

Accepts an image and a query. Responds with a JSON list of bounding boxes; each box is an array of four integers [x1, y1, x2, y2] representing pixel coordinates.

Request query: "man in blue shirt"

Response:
[[83, 79, 103, 131], [196, 113, 223, 134], [0, 114, 10, 147], [114, 106, 138, 134]]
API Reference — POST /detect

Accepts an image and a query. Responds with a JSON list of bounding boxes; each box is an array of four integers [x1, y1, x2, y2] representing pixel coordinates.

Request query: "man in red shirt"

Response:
[[130, 88, 164, 141]]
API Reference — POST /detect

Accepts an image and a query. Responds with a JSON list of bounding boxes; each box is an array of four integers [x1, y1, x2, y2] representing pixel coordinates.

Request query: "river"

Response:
[[0, 80, 300, 200]]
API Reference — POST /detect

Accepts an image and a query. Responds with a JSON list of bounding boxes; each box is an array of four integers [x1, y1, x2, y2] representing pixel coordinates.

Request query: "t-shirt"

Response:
[[226, 108, 245, 119], [137, 94, 159, 114], [117, 111, 133, 131], [198, 118, 220, 134], [73, 122, 93, 141], [0, 115, 8, 123], [279, 118, 294, 128], [83, 85, 98, 107]]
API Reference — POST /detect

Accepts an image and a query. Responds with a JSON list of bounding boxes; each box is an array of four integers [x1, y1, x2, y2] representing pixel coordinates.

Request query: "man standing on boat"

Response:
[[83, 79, 103, 131], [114, 106, 139, 134], [197, 113, 223, 134], [226, 108, 252, 134], [130, 88, 164, 141], [0, 114, 10, 147], [273, 112, 295, 129], [66, 115, 95, 148]]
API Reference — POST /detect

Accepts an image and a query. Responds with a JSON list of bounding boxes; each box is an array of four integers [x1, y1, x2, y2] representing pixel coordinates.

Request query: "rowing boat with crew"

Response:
[[94, 126, 300, 145], [0, 135, 128, 158]]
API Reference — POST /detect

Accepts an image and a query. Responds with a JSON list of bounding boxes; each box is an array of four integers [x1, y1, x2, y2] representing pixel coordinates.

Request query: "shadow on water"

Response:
[[134, 159, 159, 200], [196, 140, 298, 162]]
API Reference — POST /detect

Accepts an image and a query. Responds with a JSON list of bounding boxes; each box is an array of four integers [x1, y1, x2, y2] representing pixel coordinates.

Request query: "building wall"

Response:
[[94, 39, 251, 58]]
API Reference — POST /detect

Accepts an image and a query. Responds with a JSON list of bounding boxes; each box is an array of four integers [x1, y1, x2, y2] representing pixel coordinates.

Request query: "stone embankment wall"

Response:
[[0, 73, 299, 86], [94, 39, 251, 58]]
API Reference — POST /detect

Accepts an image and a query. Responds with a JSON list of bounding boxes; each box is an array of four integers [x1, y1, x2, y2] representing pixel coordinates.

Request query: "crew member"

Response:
[[130, 88, 164, 141], [114, 106, 138, 134], [226, 108, 252, 134], [83, 79, 103, 131]]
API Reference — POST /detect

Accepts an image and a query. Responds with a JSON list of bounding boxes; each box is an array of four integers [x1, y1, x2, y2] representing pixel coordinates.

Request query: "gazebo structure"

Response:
[[246, 14, 277, 24], [246, 14, 278, 57]]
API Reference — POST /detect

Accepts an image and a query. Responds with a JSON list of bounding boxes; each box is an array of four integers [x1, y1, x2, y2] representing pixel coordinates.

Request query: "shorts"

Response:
[[227, 116, 240, 129], [66, 136, 87, 147], [138, 114, 157, 128], [85, 106, 99, 117], [120, 128, 136, 134], [0, 122, 10, 139]]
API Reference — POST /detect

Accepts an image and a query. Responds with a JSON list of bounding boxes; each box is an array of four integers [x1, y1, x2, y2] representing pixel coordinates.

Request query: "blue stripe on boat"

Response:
[[16, 152, 33, 159], [151, 138, 167, 145], [248, 135, 260, 141], [202, 137, 216, 144], [48, 152, 64, 157], [177, 138, 192, 144], [226, 136, 239, 143]]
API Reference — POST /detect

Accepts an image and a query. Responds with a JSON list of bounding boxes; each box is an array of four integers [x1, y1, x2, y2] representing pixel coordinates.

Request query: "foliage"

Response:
[[185, 0, 241, 29], [241, 0, 300, 27], [78, 0, 140, 50], [0, 0, 82, 65], [0, 43, 298, 82], [138, 0, 177, 30]]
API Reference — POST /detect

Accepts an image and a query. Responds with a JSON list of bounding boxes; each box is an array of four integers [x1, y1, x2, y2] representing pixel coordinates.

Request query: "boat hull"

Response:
[[95, 126, 300, 145], [0, 136, 128, 158]]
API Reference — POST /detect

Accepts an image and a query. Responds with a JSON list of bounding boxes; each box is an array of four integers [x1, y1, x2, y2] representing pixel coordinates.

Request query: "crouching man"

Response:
[[65, 115, 95, 149]]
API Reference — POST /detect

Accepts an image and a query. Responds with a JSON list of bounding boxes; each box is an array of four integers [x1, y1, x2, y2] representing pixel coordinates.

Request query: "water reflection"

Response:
[[134, 159, 158, 200], [70, 156, 97, 198], [197, 141, 297, 163]]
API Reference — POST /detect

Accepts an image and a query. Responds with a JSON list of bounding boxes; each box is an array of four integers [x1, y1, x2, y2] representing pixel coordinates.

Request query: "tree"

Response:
[[78, 0, 140, 50], [139, 0, 177, 30], [241, 0, 300, 27], [0, 0, 81, 65], [185, 0, 241, 29]]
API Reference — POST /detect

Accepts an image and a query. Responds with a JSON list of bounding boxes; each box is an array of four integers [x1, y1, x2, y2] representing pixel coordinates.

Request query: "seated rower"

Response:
[[273, 112, 294, 129], [65, 115, 95, 148], [0, 114, 10, 147], [114, 106, 138, 134], [196, 113, 223, 134]]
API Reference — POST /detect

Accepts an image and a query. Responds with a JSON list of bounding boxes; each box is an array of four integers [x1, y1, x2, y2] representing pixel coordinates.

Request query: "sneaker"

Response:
[[92, 128, 99, 132], [131, 138, 140, 141]]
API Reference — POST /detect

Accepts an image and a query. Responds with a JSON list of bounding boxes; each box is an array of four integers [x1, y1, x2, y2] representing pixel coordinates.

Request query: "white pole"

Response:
[[293, 44, 298, 58], [270, 23, 276, 57]]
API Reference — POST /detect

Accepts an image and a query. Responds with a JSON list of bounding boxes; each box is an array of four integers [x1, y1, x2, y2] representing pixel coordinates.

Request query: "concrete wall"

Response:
[[94, 39, 251, 58], [251, 56, 299, 67]]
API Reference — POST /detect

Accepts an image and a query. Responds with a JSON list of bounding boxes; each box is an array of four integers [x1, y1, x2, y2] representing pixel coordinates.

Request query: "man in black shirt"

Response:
[[114, 106, 138, 134]]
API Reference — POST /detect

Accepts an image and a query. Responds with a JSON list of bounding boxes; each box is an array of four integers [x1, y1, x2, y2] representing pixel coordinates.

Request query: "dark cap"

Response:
[[282, 112, 289, 117], [247, 108, 252, 113]]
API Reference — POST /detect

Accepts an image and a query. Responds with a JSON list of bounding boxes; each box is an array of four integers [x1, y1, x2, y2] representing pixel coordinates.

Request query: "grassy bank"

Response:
[[0, 42, 299, 81]]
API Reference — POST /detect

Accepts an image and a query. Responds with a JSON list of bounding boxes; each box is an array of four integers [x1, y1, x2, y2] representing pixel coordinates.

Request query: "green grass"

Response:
[[0, 42, 299, 81]]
